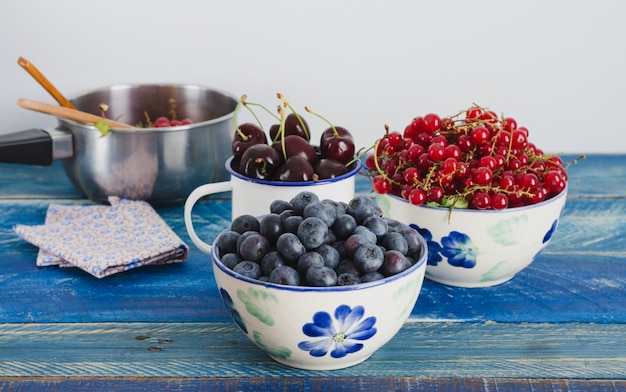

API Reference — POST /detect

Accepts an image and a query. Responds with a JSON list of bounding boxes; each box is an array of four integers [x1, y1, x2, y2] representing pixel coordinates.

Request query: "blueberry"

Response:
[[380, 250, 412, 276], [313, 243, 341, 269], [331, 213, 357, 240], [382, 232, 409, 255], [303, 200, 337, 227], [352, 226, 378, 244], [236, 231, 257, 253], [221, 252, 241, 270], [276, 232, 306, 263], [283, 215, 303, 234], [360, 271, 385, 283], [261, 251, 285, 276], [331, 240, 348, 259], [297, 217, 328, 250], [269, 265, 300, 286], [363, 216, 389, 239], [290, 191, 319, 215], [335, 259, 360, 276], [398, 227, 423, 256], [353, 244, 384, 273], [233, 261, 262, 279], [238, 232, 270, 262], [270, 199, 293, 215], [337, 272, 361, 286], [322, 199, 347, 217], [216, 230, 240, 256], [297, 251, 325, 274], [346, 196, 378, 224], [231, 214, 260, 234], [344, 233, 376, 256], [259, 213, 285, 245], [305, 265, 338, 287]]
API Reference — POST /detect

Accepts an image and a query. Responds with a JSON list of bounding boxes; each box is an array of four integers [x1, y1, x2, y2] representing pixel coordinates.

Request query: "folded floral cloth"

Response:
[[14, 197, 188, 278]]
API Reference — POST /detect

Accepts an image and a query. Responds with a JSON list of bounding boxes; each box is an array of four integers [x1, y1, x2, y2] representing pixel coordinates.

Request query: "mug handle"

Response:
[[184, 181, 233, 254]]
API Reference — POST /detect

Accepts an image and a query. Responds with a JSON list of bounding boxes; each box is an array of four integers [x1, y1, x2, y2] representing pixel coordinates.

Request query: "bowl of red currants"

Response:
[[206, 192, 428, 370], [365, 105, 574, 287]]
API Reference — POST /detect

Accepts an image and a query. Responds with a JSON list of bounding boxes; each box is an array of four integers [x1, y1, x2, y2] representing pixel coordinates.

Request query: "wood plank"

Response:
[[0, 377, 624, 392], [0, 322, 624, 380]]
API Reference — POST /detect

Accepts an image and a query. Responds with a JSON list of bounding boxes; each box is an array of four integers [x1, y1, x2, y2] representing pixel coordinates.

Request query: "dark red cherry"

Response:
[[272, 134, 318, 163], [270, 113, 310, 142], [273, 156, 315, 182], [238, 144, 282, 180], [314, 158, 349, 179], [320, 126, 353, 146], [321, 135, 355, 164], [232, 123, 268, 161]]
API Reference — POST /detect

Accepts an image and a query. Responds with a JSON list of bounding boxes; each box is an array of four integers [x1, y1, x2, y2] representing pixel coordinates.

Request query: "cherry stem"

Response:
[[243, 101, 280, 122], [233, 95, 248, 140], [276, 106, 288, 160], [277, 93, 310, 140], [304, 106, 337, 136]]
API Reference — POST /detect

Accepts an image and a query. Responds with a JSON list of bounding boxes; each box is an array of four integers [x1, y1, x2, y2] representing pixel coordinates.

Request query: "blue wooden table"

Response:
[[1, 154, 625, 391]]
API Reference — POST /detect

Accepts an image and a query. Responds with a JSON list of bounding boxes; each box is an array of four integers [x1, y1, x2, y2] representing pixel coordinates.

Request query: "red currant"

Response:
[[423, 113, 442, 133], [427, 143, 446, 162], [470, 126, 490, 145], [408, 188, 427, 205], [372, 175, 391, 194]]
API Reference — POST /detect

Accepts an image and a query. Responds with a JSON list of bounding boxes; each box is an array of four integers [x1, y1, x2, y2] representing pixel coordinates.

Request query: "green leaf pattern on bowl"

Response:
[[237, 287, 278, 326], [487, 214, 529, 246], [253, 331, 292, 360], [392, 277, 420, 319]]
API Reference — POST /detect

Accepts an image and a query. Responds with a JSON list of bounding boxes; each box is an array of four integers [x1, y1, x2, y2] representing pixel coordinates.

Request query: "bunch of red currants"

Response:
[[365, 105, 569, 210], [231, 94, 357, 181]]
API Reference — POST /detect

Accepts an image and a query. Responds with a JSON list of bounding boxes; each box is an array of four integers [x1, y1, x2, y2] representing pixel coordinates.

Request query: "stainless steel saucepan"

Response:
[[0, 84, 238, 205]]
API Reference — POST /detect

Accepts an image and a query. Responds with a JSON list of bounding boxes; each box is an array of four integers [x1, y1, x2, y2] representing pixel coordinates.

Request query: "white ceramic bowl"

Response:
[[210, 225, 428, 370], [375, 188, 567, 288]]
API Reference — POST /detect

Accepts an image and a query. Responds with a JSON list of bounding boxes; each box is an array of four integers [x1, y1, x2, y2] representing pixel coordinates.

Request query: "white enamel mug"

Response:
[[184, 156, 362, 253]]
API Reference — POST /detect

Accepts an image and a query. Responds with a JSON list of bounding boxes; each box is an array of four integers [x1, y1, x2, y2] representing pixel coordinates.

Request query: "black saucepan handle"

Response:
[[0, 128, 73, 165]]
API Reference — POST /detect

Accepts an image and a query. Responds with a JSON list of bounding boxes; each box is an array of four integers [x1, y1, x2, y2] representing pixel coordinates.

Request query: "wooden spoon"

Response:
[[18, 57, 77, 109], [18, 98, 135, 129]]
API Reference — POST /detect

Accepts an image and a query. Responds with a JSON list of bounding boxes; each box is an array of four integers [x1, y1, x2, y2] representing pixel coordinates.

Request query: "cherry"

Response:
[[270, 113, 310, 141], [320, 126, 353, 146], [321, 135, 355, 164], [314, 158, 349, 179], [232, 123, 268, 161], [272, 134, 317, 163], [239, 144, 281, 180], [273, 156, 315, 182]]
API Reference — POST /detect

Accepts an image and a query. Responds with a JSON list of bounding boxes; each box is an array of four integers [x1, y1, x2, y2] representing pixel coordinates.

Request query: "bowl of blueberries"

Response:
[[208, 191, 428, 370]]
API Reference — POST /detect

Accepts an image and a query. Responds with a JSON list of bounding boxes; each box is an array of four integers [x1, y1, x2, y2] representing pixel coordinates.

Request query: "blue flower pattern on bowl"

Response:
[[543, 219, 558, 243], [298, 304, 377, 359], [441, 231, 477, 268], [220, 288, 247, 334], [409, 224, 442, 266]]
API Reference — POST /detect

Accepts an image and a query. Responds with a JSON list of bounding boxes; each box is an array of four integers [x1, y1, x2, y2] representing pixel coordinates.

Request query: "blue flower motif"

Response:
[[220, 288, 247, 334], [298, 304, 377, 359], [441, 231, 477, 268], [543, 219, 558, 243], [409, 224, 443, 266]]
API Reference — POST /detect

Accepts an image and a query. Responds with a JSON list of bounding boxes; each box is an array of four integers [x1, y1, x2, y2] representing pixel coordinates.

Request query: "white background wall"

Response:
[[1, 0, 624, 154]]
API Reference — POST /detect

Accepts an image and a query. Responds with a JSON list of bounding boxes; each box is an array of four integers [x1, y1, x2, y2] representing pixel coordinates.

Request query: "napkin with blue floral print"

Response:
[[14, 197, 188, 278]]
